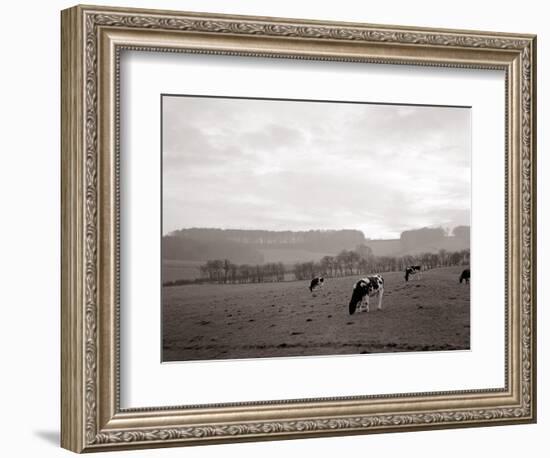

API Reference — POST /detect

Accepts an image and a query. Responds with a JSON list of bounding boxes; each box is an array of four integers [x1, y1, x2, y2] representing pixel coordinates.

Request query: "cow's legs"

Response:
[[377, 289, 384, 310], [358, 296, 369, 313]]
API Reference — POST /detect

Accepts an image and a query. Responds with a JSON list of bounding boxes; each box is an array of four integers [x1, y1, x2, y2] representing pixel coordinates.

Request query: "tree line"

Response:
[[163, 246, 470, 286], [198, 260, 286, 284], [293, 247, 469, 280]]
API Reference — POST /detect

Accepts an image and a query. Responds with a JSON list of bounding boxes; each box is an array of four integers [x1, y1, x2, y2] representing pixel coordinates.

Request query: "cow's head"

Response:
[[348, 280, 369, 315]]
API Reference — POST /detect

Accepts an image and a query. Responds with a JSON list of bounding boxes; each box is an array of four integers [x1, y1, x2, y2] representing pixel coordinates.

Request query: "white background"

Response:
[[0, 0, 546, 457], [121, 53, 504, 407]]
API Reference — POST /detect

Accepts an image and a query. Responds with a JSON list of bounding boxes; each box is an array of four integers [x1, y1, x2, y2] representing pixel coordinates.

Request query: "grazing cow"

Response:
[[459, 269, 470, 284], [348, 275, 384, 315], [309, 276, 324, 292], [404, 265, 422, 282]]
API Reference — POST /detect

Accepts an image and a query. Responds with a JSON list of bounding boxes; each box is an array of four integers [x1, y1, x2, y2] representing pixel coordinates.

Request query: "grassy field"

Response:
[[162, 266, 470, 362], [258, 247, 333, 263], [162, 260, 204, 282], [162, 248, 334, 283]]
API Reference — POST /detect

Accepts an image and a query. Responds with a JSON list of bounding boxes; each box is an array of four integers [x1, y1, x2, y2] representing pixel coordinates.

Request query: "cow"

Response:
[[348, 275, 384, 315], [309, 276, 324, 293], [405, 265, 422, 282], [459, 269, 470, 284]]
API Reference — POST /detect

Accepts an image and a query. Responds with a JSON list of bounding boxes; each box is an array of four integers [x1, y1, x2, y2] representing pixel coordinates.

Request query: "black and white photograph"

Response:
[[161, 95, 471, 362]]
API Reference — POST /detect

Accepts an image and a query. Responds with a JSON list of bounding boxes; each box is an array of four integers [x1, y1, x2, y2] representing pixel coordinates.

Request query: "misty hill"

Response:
[[366, 226, 470, 256], [169, 228, 364, 251], [162, 235, 264, 265], [164, 229, 364, 265], [163, 226, 470, 264]]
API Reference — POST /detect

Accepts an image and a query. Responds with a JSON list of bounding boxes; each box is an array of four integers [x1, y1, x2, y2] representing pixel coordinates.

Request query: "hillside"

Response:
[[162, 235, 264, 264], [169, 228, 365, 252], [258, 247, 334, 264], [163, 226, 470, 264]]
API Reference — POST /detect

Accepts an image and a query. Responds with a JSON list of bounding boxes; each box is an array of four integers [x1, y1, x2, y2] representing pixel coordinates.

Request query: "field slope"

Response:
[[162, 266, 470, 362]]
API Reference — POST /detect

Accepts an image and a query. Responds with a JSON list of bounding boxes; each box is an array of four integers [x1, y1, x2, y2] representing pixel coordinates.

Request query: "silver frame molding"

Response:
[[61, 4, 537, 453]]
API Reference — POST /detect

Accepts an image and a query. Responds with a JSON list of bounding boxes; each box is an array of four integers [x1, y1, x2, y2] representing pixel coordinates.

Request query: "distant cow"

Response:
[[348, 275, 384, 315], [405, 265, 422, 282], [309, 276, 324, 292], [459, 269, 470, 284]]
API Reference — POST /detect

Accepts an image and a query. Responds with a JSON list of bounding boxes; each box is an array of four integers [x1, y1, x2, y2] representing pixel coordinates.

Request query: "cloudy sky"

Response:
[[162, 95, 470, 239]]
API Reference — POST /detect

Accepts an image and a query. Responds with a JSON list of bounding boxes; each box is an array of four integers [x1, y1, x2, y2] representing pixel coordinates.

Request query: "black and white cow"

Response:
[[405, 265, 422, 282], [309, 276, 324, 293], [348, 275, 384, 315], [459, 269, 470, 284]]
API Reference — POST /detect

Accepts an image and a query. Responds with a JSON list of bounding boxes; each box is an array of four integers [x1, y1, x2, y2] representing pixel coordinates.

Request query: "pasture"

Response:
[[162, 259, 203, 282], [162, 266, 470, 362]]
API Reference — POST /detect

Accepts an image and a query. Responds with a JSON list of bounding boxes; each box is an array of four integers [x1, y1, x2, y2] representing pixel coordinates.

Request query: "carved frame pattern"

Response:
[[61, 5, 536, 453]]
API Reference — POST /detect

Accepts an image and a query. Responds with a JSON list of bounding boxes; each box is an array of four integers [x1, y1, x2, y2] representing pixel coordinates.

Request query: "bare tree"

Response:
[[196, 247, 469, 285], [223, 259, 231, 283], [438, 249, 448, 267]]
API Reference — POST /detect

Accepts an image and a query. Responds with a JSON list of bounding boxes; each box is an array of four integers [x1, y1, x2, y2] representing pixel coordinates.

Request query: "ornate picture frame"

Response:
[[61, 4, 536, 453]]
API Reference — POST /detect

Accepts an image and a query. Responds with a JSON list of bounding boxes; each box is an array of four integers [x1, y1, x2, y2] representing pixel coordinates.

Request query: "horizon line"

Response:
[[164, 225, 471, 241]]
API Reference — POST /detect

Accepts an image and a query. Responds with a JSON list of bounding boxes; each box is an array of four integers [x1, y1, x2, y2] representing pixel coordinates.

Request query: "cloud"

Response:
[[162, 96, 471, 239]]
